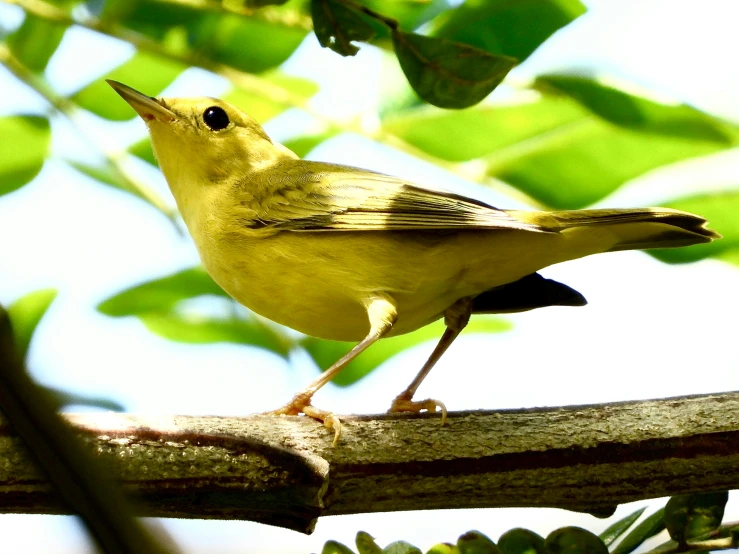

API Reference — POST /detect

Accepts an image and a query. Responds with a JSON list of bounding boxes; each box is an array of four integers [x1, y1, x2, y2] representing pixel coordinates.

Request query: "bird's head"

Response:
[[107, 80, 294, 194]]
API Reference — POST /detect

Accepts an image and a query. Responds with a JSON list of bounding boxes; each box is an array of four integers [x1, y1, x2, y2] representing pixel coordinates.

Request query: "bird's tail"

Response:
[[510, 207, 721, 251]]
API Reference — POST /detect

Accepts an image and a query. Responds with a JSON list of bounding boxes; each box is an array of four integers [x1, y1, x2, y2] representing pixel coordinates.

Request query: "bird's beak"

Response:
[[106, 80, 177, 122]]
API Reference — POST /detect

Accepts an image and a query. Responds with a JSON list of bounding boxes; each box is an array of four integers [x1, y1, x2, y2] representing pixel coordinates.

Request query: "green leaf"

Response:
[[427, 544, 459, 554], [492, 117, 735, 208], [432, 0, 585, 61], [0, 116, 50, 197], [357, 531, 383, 554], [648, 191, 739, 264], [665, 492, 728, 544], [304, 316, 511, 386], [72, 51, 185, 121], [282, 130, 338, 158], [98, 267, 228, 316], [457, 531, 499, 554], [536, 75, 734, 143], [717, 248, 739, 266], [598, 507, 646, 547], [100, 0, 203, 38], [138, 313, 292, 356], [383, 97, 585, 162], [7, 289, 57, 360], [392, 30, 517, 109], [611, 508, 665, 554], [98, 267, 293, 355], [188, 13, 308, 73], [311, 0, 379, 56], [128, 138, 157, 167], [102, 0, 307, 72], [384, 542, 423, 554], [7, 12, 67, 73], [498, 529, 547, 554], [222, 71, 319, 123], [545, 528, 607, 554], [68, 160, 175, 220], [363, 0, 450, 40], [385, 82, 737, 208], [324, 540, 357, 554]]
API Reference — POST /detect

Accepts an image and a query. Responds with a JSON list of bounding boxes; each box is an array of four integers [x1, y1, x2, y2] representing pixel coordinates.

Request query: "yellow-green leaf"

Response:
[[7, 289, 57, 360], [0, 116, 50, 197], [431, 0, 585, 62], [282, 130, 338, 158], [428, 544, 459, 554], [537, 75, 734, 143], [324, 540, 357, 554], [98, 267, 228, 316], [223, 71, 319, 123], [383, 542, 422, 554], [304, 317, 511, 386], [649, 191, 739, 264], [128, 138, 157, 167], [357, 531, 383, 554], [72, 52, 185, 121], [7, 13, 67, 73], [139, 313, 292, 356], [188, 12, 307, 73], [383, 98, 585, 162]]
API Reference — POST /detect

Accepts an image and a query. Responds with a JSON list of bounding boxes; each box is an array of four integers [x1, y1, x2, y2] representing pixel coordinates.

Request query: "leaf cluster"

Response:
[[323, 493, 738, 554]]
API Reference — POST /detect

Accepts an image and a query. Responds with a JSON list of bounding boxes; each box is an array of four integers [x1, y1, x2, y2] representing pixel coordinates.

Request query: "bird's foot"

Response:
[[265, 393, 342, 447], [388, 394, 448, 425]]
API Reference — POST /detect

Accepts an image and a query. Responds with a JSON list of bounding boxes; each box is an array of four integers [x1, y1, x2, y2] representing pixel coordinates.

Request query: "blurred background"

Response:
[[1, 0, 738, 551]]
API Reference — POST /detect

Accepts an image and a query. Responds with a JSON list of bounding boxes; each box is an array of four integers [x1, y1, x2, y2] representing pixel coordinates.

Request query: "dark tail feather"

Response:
[[514, 208, 721, 251], [472, 273, 587, 314]]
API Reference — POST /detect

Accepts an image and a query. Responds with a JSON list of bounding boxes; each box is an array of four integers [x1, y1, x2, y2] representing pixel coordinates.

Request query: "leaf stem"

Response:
[[339, 0, 399, 30]]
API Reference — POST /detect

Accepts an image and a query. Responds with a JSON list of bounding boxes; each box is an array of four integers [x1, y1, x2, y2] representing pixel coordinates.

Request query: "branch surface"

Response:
[[1, 392, 738, 534]]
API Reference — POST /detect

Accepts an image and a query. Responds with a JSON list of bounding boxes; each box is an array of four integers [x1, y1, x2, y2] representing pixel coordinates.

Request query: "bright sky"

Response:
[[1, 1, 739, 552]]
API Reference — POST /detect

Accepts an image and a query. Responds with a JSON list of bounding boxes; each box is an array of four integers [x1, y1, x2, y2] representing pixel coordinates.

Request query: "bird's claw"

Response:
[[388, 396, 448, 425], [265, 395, 342, 446], [303, 405, 342, 447]]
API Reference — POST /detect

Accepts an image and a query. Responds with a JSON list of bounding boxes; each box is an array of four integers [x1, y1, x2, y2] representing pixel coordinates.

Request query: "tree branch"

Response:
[[0, 392, 738, 533]]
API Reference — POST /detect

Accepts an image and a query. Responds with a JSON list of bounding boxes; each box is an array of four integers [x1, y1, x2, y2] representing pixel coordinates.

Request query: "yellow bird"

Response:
[[108, 80, 720, 444]]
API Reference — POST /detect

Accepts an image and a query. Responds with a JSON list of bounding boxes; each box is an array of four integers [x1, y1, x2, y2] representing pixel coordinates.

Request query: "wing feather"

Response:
[[245, 162, 549, 234]]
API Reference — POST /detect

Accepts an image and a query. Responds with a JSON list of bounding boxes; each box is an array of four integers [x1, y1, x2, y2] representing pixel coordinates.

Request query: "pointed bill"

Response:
[[106, 80, 177, 122]]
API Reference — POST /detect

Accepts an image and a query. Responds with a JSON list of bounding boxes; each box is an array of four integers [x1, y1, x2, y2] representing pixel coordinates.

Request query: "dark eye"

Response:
[[203, 106, 230, 131]]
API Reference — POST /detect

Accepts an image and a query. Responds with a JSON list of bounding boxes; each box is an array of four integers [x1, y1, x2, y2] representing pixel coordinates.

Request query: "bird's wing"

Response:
[[246, 163, 550, 233]]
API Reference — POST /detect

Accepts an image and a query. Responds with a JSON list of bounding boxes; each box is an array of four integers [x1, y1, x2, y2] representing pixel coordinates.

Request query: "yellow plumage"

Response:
[[108, 80, 720, 444]]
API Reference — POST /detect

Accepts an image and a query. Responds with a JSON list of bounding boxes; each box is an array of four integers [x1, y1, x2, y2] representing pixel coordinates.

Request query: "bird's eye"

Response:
[[203, 106, 230, 131]]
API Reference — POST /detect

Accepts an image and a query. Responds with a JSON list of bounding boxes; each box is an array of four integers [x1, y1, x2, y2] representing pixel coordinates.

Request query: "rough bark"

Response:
[[0, 392, 737, 534]]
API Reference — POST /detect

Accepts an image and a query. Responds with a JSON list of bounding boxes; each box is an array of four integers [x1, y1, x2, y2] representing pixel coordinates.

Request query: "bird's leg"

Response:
[[388, 296, 473, 424], [268, 294, 397, 446]]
